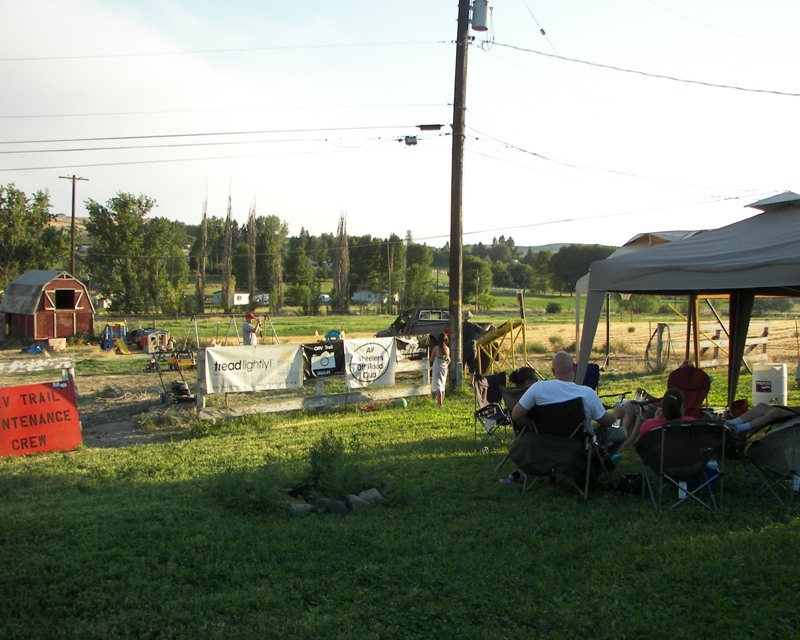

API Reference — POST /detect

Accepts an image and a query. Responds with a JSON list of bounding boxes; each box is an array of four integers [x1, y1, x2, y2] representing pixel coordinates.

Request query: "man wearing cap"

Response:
[[462, 310, 494, 384], [243, 312, 261, 346]]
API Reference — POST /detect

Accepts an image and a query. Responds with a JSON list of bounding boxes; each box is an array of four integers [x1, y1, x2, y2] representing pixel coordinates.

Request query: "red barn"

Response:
[[0, 270, 95, 341]]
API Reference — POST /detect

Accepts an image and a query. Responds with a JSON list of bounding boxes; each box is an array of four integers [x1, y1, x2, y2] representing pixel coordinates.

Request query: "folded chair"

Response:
[[635, 419, 729, 511], [473, 372, 509, 449], [744, 416, 800, 508], [507, 397, 614, 499]]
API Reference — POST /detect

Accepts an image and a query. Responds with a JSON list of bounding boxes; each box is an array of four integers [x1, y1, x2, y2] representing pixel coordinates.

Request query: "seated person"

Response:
[[502, 354, 624, 485], [508, 366, 538, 389], [620, 361, 706, 447], [627, 387, 692, 448], [511, 351, 626, 452], [727, 403, 800, 438]]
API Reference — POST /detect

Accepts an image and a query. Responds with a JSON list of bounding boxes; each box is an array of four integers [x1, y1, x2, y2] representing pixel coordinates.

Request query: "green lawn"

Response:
[[1, 374, 799, 639]]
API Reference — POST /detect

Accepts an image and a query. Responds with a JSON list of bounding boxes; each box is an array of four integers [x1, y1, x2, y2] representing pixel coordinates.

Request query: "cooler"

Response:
[[752, 363, 788, 406]]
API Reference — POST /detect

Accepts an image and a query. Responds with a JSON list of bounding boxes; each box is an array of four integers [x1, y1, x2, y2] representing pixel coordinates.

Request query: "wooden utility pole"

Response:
[[59, 174, 88, 275], [449, 0, 470, 386]]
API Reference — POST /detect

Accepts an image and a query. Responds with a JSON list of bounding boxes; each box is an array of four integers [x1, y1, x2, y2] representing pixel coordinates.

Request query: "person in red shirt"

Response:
[[627, 387, 693, 447]]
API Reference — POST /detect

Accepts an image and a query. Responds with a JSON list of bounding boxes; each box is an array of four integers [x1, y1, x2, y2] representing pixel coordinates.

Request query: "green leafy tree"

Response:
[[507, 261, 534, 290], [256, 215, 288, 312], [617, 294, 660, 320], [488, 235, 515, 263], [386, 233, 405, 314], [0, 184, 67, 290], [194, 201, 208, 313], [491, 260, 511, 287], [141, 217, 189, 313], [549, 244, 616, 294], [404, 242, 436, 307], [333, 213, 349, 313], [348, 234, 384, 301], [284, 229, 315, 289], [85, 192, 155, 313], [522, 248, 552, 293], [404, 263, 438, 307], [464, 254, 492, 308]]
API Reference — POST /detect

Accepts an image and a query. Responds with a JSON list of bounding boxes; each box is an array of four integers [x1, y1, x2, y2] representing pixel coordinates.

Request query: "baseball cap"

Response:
[[246, 312, 256, 320]]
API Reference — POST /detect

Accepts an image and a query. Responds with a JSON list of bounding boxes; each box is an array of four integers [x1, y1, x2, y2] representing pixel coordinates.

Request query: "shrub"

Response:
[[610, 338, 631, 354], [307, 429, 367, 500], [627, 326, 636, 333], [545, 302, 562, 315], [529, 342, 548, 354], [548, 334, 565, 349]]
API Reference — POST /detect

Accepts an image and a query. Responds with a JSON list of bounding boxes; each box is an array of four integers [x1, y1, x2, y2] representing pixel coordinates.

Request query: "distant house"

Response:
[[95, 296, 113, 310], [211, 290, 250, 307], [252, 291, 270, 304], [0, 270, 95, 341], [352, 290, 379, 305]]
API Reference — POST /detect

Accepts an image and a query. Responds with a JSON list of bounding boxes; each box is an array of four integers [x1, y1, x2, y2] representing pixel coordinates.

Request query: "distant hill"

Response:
[[514, 243, 567, 255], [51, 214, 88, 234]]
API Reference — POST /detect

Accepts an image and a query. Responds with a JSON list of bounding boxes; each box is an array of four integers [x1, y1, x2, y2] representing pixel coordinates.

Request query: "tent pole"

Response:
[[691, 295, 701, 367], [728, 292, 755, 409], [603, 293, 611, 368]]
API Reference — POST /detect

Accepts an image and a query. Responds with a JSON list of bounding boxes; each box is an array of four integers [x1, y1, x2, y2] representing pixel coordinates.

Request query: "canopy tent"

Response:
[[574, 230, 706, 359], [576, 191, 800, 409]]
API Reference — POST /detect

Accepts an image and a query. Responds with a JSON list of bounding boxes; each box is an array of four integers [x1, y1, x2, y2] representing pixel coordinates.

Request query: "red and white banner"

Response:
[[203, 345, 304, 394], [344, 337, 397, 389], [0, 380, 82, 456]]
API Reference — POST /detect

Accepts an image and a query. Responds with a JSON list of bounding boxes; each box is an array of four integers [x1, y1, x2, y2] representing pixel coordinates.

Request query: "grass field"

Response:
[[1, 371, 799, 638], [2, 301, 800, 637]]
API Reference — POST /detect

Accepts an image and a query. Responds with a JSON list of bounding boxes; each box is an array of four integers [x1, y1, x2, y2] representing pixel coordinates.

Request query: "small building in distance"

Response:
[[0, 270, 95, 342]]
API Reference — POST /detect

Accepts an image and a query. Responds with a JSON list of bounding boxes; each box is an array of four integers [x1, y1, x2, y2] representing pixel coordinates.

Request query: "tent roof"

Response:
[[584, 193, 800, 297], [575, 229, 704, 294]]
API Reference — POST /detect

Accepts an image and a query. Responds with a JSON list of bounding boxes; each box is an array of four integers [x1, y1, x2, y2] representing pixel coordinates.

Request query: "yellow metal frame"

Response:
[[476, 320, 529, 375]]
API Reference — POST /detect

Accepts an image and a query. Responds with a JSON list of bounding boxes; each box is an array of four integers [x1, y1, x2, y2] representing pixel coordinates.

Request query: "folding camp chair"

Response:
[[473, 372, 509, 449], [667, 366, 712, 418], [580, 362, 631, 408], [581, 363, 601, 391], [635, 419, 729, 511], [744, 416, 800, 508], [506, 397, 614, 499]]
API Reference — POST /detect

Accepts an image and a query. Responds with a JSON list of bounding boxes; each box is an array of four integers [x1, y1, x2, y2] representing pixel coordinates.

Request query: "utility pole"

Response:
[[59, 174, 88, 275], [449, 0, 471, 386]]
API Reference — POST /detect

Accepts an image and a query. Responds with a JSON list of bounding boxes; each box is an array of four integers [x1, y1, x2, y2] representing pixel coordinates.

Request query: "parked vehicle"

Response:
[[375, 307, 450, 339]]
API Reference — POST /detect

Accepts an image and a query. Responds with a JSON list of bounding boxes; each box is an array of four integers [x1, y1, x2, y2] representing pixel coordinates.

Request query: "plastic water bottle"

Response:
[[678, 481, 688, 500], [792, 474, 800, 492]]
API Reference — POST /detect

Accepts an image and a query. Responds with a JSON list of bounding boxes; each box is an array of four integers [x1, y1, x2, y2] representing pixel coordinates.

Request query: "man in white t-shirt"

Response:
[[511, 351, 627, 452], [242, 312, 261, 346]]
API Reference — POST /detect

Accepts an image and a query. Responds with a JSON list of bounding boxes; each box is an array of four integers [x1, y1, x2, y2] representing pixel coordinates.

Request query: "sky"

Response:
[[2, 0, 800, 249]]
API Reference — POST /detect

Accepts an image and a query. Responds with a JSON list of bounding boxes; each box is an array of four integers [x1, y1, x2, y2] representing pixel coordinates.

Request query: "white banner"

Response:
[[203, 345, 304, 394], [343, 337, 397, 389]]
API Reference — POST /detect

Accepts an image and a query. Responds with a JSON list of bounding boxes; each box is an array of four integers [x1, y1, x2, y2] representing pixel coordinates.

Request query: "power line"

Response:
[[0, 103, 446, 120], [464, 126, 733, 192], [0, 40, 449, 63], [0, 124, 436, 146], [0, 143, 413, 173], [492, 41, 800, 97]]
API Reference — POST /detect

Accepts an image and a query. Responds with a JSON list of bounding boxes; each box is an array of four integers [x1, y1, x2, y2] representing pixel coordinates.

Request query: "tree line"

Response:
[[0, 183, 619, 315]]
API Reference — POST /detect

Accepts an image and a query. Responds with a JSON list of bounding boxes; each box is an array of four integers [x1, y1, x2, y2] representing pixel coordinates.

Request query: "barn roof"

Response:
[[0, 270, 86, 315]]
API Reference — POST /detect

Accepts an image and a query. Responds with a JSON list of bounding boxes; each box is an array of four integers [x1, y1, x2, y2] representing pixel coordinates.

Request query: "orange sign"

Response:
[[0, 380, 82, 456]]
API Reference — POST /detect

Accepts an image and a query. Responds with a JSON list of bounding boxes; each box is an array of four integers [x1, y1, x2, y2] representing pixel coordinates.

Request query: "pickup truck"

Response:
[[375, 307, 450, 339]]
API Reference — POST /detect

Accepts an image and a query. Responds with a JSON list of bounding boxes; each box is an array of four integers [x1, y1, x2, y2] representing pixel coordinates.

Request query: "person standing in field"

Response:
[[242, 312, 261, 346], [430, 333, 450, 408]]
